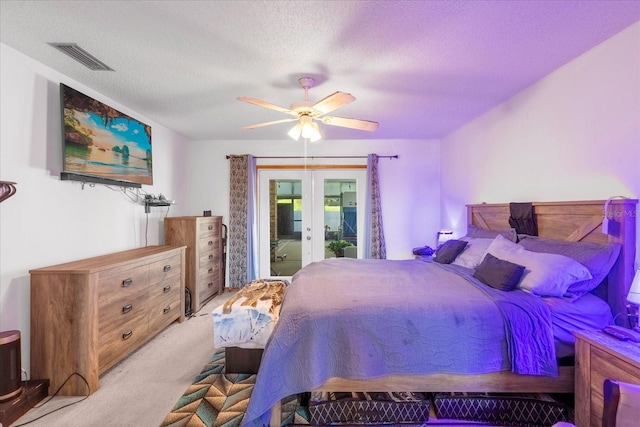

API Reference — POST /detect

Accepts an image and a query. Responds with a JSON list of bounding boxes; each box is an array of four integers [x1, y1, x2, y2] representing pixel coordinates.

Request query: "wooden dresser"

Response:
[[574, 329, 640, 427], [164, 216, 223, 313], [29, 245, 186, 396]]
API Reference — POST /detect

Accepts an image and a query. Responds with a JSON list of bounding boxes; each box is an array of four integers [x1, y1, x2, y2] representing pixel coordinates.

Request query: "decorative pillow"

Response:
[[466, 224, 518, 243], [517, 236, 621, 298], [434, 240, 468, 264], [452, 237, 494, 269], [473, 253, 525, 291], [485, 235, 592, 297]]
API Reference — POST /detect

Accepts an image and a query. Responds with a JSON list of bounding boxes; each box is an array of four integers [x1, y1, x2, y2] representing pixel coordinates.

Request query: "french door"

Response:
[[258, 168, 366, 278]]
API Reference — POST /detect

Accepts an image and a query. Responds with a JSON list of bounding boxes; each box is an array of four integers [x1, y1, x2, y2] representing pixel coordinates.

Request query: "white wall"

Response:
[[0, 44, 191, 374], [441, 22, 640, 262], [185, 138, 441, 262]]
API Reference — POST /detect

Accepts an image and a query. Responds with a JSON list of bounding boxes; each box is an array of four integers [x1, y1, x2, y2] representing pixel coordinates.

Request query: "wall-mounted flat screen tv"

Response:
[[60, 83, 153, 187]]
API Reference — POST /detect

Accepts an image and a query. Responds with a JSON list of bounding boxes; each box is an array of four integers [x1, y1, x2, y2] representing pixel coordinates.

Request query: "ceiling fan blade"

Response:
[[237, 97, 297, 117], [310, 91, 355, 116], [243, 118, 297, 130], [320, 116, 379, 132]]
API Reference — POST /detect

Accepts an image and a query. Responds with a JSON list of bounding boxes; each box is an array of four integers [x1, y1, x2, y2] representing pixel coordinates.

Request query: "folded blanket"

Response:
[[212, 279, 287, 349]]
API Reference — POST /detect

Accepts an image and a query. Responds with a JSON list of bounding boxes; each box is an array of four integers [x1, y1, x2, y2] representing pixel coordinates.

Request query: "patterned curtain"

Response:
[[364, 153, 386, 259], [228, 155, 258, 288]]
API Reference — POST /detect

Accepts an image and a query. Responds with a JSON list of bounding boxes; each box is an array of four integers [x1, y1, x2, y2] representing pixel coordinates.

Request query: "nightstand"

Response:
[[574, 329, 640, 427]]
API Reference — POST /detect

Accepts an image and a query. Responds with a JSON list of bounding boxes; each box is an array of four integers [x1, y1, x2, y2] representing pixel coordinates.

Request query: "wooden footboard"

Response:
[[268, 367, 574, 426]]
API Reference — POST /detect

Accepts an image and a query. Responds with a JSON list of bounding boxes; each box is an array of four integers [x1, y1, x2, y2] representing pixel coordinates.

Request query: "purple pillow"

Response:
[[517, 236, 621, 298]]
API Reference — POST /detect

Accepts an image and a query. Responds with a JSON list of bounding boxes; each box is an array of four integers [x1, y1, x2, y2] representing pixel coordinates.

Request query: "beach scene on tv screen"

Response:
[[63, 86, 153, 185]]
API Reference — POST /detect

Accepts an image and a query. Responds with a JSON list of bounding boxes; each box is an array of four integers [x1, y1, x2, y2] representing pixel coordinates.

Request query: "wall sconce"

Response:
[[602, 195, 627, 234], [437, 230, 454, 247], [626, 268, 640, 331]]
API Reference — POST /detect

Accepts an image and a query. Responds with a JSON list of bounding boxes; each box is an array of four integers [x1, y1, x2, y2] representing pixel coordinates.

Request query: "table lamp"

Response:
[[627, 269, 640, 331], [437, 230, 453, 248]]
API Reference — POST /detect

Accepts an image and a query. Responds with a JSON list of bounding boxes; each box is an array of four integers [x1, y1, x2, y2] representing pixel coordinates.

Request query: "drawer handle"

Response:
[[208, 282, 213, 288], [122, 329, 133, 340], [208, 240, 213, 246], [208, 225, 213, 230], [208, 268, 213, 274], [163, 285, 171, 293], [122, 278, 133, 288], [163, 265, 171, 272], [122, 304, 133, 314], [163, 306, 171, 314], [209, 254, 213, 260]]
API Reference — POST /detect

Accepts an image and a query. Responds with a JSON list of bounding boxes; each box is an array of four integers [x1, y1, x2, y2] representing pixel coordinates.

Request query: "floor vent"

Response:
[[48, 43, 114, 71]]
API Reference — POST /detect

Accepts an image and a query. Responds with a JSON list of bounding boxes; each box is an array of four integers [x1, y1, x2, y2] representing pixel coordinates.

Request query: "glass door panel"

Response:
[[322, 179, 358, 259], [259, 169, 365, 279]]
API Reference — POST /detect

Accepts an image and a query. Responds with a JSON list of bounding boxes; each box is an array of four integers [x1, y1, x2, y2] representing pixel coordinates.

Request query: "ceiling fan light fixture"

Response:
[[287, 123, 303, 141], [302, 122, 322, 142], [239, 76, 378, 140]]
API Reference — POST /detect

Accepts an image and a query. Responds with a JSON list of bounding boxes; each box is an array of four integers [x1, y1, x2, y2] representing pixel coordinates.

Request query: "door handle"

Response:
[[306, 236, 311, 240]]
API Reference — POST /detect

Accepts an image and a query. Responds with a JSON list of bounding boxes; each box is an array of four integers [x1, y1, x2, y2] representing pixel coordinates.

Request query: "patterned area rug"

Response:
[[162, 350, 572, 427], [160, 350, 307, 427]]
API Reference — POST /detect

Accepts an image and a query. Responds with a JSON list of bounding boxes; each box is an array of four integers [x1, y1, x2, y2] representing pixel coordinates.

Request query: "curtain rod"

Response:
[[226, 155, 399, 160]]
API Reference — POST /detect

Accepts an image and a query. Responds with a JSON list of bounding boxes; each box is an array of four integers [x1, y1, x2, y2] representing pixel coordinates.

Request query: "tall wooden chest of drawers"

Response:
[[164, 216, 223, 313], [29, 245, 186, 396]]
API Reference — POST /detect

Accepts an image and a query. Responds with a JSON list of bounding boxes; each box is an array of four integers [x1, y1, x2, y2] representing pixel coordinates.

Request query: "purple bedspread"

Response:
[[242, 258, 556, 427]]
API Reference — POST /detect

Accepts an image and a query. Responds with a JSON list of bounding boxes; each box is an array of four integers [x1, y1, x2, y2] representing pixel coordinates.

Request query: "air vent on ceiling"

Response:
[[48, 43, 114, 71]]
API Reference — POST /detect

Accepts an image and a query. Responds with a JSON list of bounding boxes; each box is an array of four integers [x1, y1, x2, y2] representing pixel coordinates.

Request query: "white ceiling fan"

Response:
[[238, 77, 379, 142]]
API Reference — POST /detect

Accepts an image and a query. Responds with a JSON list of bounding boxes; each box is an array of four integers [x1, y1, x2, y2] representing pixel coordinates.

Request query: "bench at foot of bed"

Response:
[[225, 347, 264, 374]]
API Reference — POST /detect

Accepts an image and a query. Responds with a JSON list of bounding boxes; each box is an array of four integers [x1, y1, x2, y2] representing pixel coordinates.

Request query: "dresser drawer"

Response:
[[199, 250, 218, 268], [198, 274, 219, 302], [197, 271, 217, 289], [99, 310, 148, 372], [98, 265, 149, 305], [198, 262, 219, 279], [149, 254, 181, 286], [199, 235, 219, 253], [149, 275, 181, 300], [99, 288, 149, 334], [198, 217, 220, 238], [148, 296, 181, 333]]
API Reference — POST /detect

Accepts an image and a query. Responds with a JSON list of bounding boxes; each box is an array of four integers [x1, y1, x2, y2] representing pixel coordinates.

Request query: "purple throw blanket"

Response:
[[242, 258, 556, 427]]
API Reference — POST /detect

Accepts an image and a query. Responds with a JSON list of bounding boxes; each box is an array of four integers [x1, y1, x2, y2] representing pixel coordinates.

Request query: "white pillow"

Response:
[[485, 235, 592, 297], [452, 237, 494, 269]]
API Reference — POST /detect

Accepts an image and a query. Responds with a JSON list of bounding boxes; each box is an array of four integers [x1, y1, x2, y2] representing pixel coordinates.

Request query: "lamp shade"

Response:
[[437, 230, 453, 246], [627, 269, 640, 305], [287, 123, 303, 140]]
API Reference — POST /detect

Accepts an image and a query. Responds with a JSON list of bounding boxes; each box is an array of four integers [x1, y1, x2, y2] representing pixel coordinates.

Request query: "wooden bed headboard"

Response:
[[466, 199, 638, 323]]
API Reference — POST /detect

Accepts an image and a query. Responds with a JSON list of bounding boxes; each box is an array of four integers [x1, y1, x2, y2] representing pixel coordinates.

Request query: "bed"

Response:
[[242, 199, 637, 427]]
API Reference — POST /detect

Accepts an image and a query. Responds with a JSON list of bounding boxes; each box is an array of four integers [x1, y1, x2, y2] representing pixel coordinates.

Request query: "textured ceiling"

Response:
[[1, 1, 638, 141]]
